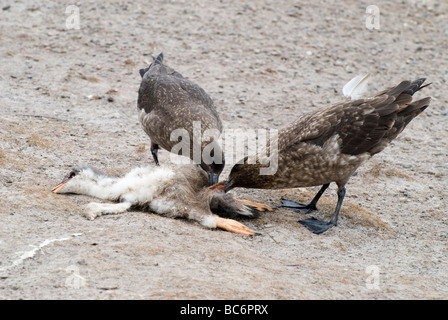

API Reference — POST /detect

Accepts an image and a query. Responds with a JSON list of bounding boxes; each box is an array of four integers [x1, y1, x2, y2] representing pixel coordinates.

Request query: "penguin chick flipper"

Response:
[[84, 202, 132, 220]]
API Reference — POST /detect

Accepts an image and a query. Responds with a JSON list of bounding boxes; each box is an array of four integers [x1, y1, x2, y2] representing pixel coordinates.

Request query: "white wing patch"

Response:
[[343, 74, 371, 100]]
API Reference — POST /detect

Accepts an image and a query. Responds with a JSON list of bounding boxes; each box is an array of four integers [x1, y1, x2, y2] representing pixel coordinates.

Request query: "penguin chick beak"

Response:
[[51, 177, 71, 193], [208, 181, 225, 192]]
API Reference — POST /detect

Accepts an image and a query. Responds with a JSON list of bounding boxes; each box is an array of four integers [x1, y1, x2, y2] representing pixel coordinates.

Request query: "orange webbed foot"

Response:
[[215, 217, 256, 236]]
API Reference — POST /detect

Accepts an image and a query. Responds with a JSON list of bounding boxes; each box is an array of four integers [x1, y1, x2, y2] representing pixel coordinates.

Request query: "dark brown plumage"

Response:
[[138, 53, 224, 185], [224, 78, 431, 234]]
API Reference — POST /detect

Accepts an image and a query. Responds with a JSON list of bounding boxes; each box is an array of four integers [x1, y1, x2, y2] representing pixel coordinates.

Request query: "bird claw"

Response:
[[280, 198, 316, 213]]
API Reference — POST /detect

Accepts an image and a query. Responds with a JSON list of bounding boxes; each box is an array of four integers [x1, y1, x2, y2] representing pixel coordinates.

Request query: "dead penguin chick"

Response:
[[137, 53, 224, 185], [223, 78, 431, 234], [52, 165, 271, 236]]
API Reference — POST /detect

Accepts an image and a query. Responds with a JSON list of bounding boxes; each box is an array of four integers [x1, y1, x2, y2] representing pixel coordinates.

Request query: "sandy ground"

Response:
[[0, 0, 447, 300]]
